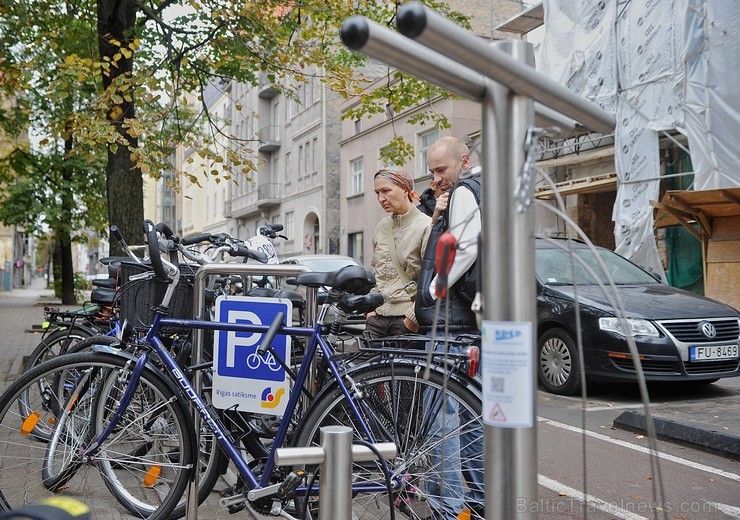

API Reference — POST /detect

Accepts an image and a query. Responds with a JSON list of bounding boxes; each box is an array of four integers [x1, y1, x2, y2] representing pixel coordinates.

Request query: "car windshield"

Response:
[[536, 246, 659, 286], [301, 258, 357, 272]]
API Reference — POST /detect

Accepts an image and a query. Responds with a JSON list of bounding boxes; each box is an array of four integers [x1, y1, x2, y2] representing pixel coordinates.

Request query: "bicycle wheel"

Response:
[[64, 333, 123, 354], [0, 351, 194, 520], [24, 327, 95, 372], [60, 334, 229, 518], [294, 362, 484, 520]]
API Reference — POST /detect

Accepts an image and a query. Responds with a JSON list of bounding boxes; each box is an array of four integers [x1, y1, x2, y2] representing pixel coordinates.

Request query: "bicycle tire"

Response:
[[0, 351, 194, 519], [63, 334, 122, 355], [62, 335, 230, 517], [293, 361, 484, 519], [24, 327, 95, 372]]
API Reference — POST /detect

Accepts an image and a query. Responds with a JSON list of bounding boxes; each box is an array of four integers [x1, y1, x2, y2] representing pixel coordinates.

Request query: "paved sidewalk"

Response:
[[0, 277, 62, 386]]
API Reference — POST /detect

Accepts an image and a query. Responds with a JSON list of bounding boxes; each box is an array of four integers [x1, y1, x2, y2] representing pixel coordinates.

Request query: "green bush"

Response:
[[53, 272, 89, 302]]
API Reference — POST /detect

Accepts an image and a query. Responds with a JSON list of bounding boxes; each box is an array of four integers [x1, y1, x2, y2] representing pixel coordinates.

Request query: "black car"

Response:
[[535, 238, 740, 395]]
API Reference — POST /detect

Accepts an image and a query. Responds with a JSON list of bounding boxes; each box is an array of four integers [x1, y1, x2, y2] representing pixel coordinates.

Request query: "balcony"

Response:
[[258, 125, 282, 152], [258, 73, 280, 99], [257, 183, 282, 209]]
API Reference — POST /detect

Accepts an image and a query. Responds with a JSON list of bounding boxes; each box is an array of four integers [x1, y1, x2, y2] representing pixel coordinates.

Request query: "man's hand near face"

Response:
[[432, 191, 449, 221]]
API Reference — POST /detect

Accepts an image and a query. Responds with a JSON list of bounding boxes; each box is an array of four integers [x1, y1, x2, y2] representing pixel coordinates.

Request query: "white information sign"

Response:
[[481, 321, 534, 428], [212, 295, 291, 415]]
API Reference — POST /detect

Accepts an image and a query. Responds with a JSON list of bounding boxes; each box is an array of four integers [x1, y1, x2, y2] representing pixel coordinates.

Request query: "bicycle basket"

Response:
[[117, 261, 198, 331]]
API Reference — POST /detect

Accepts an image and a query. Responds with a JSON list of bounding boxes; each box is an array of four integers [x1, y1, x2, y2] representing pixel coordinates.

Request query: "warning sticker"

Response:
[[481, 321, 534, 428]]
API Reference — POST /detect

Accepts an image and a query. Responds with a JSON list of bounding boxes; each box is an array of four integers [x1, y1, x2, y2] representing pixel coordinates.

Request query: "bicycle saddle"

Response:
[[91, 278, 117, 289], [337, 292, 384, 315], [90, 287, 116, 305], [295, 265, 376, 295]]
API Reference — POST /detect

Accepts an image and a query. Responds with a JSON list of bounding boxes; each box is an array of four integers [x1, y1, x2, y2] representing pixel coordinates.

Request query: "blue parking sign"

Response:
[[212, 296, 292, 414]]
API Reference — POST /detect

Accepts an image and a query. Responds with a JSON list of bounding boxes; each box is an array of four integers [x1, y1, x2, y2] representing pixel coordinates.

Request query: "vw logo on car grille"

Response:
[[699, 321, 717, 338]]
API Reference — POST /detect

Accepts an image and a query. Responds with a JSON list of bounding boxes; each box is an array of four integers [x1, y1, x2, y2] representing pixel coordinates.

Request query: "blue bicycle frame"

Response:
[[85, 307, 389, 497]]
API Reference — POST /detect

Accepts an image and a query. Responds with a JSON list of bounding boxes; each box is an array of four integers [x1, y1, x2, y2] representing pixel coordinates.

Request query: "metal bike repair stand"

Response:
[[274, 426, 396, 520], [340, 3, 615, 518]]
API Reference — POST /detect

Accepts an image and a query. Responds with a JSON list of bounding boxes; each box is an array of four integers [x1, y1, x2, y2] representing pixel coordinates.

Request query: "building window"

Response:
[[285, 151, 292, 195], [298, 145, 304, 178], [305, 140, 311, 176], [378, 144, 397, 170], [385, 103, 394, 119], [348, 232, 364, 265], [285, 211, 295, 241], [353, 118, 362, 135], [314, 78, 322, 103], [349, 157, 364, 196], [297, 84, 304, 110], [417, 128, 440, 178], [311, 137, 318, 174], [272, 155, 280, 183]]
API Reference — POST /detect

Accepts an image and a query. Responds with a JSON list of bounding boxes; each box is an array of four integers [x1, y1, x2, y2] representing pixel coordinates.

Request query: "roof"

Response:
[[652, 188, 740, 238]]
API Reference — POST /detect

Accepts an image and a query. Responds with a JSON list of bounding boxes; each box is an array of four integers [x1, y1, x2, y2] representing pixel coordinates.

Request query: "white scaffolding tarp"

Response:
[[536, 0, 740, 274], [684, 0, 740, 190]]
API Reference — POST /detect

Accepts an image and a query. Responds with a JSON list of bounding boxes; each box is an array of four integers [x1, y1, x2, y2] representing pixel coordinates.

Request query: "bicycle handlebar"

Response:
[[232, 244, 268, 263], [110, 225, 143, 264], [181, 233, 213, 246], [156, 222, 177, 242], [258, 223, 285, 239], [144, 220, 168, 282]]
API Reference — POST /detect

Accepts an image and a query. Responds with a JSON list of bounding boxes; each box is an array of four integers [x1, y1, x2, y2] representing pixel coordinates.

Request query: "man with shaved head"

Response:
[[415, 135, 484, 519]]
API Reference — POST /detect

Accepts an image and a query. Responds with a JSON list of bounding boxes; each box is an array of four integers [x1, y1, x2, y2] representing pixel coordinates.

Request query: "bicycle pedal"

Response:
[[277, 469, 307, 498], [218, 489, 248, 512]]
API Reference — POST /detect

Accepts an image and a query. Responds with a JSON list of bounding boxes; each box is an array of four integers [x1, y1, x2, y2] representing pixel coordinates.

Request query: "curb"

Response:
[[614, 410, 740, 459]]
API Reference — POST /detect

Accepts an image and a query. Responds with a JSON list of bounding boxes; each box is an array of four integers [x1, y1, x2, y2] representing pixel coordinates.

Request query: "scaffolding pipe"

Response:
[[395, 1, 615, 135]]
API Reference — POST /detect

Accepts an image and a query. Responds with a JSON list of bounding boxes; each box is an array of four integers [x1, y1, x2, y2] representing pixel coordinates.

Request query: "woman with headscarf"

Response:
[[365, 167, 432, 338]]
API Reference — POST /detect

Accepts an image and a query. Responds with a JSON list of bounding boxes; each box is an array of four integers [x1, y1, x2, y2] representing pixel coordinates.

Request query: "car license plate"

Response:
[[689, 344, 739, 362]]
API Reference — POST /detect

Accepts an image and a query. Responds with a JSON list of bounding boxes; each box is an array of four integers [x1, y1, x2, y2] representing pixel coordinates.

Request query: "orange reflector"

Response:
[[143, 465, 161, 487], [608, 352, 645, 360], [457, 509, 471, 520], [48, 417, 57, 425], [21, 411, 41, 435], [66, 394, 79, 412]]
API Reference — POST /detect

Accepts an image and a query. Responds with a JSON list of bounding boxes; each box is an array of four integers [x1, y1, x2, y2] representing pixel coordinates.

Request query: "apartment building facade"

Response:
[[166, 71, 341, 260], [153, 1, 535, 263]]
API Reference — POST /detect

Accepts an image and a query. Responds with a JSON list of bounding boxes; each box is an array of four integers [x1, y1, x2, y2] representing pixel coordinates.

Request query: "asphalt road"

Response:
[[534, 378, 740, 519]]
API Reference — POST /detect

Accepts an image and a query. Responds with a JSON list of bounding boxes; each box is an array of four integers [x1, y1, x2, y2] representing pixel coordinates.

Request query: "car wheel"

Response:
[[538, 329, 582, 395]]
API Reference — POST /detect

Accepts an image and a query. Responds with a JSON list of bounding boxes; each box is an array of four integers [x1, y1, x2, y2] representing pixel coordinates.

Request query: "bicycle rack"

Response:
[[274, 426, 397, 520], [341, 3, 615, 518], [187, 263, 316, 519]]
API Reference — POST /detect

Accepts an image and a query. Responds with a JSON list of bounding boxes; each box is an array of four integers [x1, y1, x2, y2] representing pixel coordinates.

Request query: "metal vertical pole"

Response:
[[318, 426, 353, 520], [482, 40, 537, 519]]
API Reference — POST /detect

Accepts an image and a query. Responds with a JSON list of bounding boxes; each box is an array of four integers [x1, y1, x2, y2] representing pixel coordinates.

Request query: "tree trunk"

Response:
[[98, 0, 144, 257], [60, 136, 77, 305], [59, 234, 76, 305], [52, 239, 62, 298]]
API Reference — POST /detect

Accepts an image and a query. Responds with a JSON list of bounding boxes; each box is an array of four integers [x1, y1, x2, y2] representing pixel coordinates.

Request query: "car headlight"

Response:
[[598, 317, 659, 337]]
